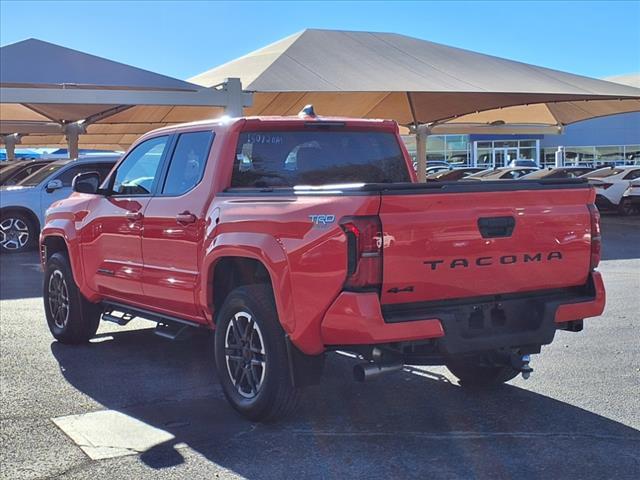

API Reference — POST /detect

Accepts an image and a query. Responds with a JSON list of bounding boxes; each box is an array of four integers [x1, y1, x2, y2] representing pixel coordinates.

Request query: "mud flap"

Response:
[[285, 335, 325, 387]]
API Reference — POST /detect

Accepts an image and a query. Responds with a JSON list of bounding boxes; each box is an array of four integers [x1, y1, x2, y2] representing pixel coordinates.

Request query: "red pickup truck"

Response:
[[41, 110, 605, 421]]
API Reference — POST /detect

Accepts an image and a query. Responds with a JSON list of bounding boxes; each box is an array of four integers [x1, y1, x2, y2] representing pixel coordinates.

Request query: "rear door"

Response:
[[140, 130, 214, 321], [378, 182, 594, 306], [81, 136, 170, 303]]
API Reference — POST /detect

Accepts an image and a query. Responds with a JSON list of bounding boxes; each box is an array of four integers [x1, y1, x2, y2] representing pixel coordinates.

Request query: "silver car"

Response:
[[0, 156, 118, 253]]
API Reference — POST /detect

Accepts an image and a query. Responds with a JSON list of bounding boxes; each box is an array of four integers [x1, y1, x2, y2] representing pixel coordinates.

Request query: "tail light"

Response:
[[340, 216, 382, 292], [588, 204, 601, 270], [593, 183, 613, 189]]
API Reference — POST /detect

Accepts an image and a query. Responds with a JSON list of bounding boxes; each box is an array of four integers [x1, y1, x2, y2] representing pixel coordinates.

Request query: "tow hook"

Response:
[[519, 354, 533, 380]]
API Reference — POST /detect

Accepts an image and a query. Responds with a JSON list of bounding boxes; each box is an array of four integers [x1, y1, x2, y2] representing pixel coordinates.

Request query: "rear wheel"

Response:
[[44, 252, 101, 344], [446, 353, 520, 387], [618, 198, 636, 216], [0, 212, 36, 253], [214, 285, 299, 422]]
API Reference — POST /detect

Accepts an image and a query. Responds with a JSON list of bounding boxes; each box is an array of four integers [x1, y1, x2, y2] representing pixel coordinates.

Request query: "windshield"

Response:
[[0, 163, 22, 182], [586, 168, 624, 178], [18, 163, 65, 186], [467, 169, 498, 178], [231, 130, 410, 188]]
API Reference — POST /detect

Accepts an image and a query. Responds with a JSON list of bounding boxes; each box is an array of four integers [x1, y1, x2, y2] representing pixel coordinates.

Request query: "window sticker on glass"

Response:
[[246, 133, 284, 145]]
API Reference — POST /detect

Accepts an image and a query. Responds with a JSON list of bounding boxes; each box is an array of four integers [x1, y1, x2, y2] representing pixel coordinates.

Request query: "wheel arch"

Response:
[[0, 206, 41, 232], [202, 233, 295, 334]]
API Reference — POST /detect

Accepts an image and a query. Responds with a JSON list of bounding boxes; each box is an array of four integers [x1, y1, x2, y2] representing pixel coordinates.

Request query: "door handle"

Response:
[[176, 211, 197, 224], [125, 211, 143, 221]]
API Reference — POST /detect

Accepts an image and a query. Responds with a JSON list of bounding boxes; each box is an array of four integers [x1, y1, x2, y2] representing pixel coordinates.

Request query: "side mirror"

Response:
[[72, 172, 101, 194], [45, 179, 63, 193]]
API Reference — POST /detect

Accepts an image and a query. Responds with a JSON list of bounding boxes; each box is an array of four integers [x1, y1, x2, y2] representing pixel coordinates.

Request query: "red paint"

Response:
[[321, 292, 444, 345], [555, 272, 606, 323], [41, 115, 606, 357]]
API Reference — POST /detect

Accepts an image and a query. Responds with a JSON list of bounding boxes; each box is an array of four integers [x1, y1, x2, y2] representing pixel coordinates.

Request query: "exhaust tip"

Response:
[[353, 364, 366, 382]]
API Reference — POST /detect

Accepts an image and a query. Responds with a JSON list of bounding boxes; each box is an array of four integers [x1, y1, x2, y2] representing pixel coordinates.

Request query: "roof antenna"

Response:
[[298, 104, 316, 117]]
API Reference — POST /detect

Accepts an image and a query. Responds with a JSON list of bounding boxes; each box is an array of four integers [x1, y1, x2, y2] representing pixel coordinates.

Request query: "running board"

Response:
[[154, 322, 191, 341], [101, 301, 202, 341]]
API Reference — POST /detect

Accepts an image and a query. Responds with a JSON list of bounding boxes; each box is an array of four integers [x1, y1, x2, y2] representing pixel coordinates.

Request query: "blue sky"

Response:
[[1, 0, 639, 81]]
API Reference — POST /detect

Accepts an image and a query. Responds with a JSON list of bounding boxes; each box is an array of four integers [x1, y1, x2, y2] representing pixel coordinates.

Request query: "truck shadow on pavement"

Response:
[[51, 329, 640, 479]]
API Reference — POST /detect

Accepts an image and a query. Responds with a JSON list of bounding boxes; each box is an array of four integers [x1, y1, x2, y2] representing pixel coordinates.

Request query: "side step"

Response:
[[154, 322, 192, 341], [101, 301, 203, 341], [102, 310, 135, 326]]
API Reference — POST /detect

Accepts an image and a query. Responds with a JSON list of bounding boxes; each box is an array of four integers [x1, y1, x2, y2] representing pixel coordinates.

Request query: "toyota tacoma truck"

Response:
[[41, 108, 605, 421]]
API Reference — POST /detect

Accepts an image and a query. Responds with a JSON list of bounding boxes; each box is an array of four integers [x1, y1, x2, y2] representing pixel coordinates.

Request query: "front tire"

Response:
[[0, 212, 36, 253], [214, 285, 299, 422], [446, 353, 520, 387], [44, 252, 101, 344]]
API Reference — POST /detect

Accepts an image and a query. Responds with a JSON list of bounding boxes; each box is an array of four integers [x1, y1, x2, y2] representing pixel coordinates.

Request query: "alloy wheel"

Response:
[[48, 270, 70, 329], [0, 217, 29, 251], [224, 311, 267, 399]]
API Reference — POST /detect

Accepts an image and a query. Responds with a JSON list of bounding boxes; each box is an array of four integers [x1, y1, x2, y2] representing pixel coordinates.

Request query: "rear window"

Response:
[[230, 130, 410, 188], [588, 168, 624, 178]]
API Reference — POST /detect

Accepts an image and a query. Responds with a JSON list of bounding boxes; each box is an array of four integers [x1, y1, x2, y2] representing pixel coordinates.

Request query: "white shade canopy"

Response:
[[0, 39, 248, 151], [191, 29, 640, 127]]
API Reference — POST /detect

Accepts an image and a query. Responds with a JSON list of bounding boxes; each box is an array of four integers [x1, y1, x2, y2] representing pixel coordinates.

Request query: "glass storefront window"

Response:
[[596, 146, 624, 163], [447, 150, 468, 164], [565, 147, 596, 165], [626, 145, 640, 163], [426, 136, 445, 151], [519, 148, 537, 161], [477, 149, 493, 167], [427, 152, 446, 162]]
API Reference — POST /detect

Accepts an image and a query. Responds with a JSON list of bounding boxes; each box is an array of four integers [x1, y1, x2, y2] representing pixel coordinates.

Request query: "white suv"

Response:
[[583, 166, 640, 215]]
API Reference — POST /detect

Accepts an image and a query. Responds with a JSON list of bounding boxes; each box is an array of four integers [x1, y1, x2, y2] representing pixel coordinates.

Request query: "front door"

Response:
[[493, 148, 519, 167], [141, 130, 214, 321], [81, 136, 170, 304]]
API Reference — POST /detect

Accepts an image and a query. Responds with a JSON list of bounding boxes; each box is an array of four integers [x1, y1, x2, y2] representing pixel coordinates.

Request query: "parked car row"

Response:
[[425, 164, 640, 215], [0, 156, 119, 253]]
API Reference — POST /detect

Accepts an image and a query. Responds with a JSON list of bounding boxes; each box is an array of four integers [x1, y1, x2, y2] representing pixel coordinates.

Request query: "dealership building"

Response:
[[403, 110, 640, 168], [400, 73, 639, 168]]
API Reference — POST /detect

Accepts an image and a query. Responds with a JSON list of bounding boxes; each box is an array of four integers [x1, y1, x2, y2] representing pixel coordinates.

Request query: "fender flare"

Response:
[[40, 221, 91, 299], [200, 232, 296, 334]]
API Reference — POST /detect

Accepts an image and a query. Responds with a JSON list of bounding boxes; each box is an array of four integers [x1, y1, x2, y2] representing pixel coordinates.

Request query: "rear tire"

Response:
[[618, 198, 636, 216], [446, 354, 520, 387], [214, 285, 299, 422], [44, 252, 101, 344], [0, 211, 36, 253]]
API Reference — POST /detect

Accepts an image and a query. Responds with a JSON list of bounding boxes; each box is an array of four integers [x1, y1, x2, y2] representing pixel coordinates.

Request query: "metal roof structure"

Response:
[[190, 29, 640, 179], [0, 39, 250, 158], [191, 29, 640, 126]]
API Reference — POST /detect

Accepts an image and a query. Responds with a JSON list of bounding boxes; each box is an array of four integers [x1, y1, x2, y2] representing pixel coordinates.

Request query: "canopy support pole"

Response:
[[415, 124, 431, 182], [222, 77, 245, 117], [64, 122, 86, 159], [1, 134, 22, 161]]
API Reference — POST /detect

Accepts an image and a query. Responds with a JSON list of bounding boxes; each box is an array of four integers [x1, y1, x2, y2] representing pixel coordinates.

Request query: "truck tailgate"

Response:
[[378, 181, 594, 305]]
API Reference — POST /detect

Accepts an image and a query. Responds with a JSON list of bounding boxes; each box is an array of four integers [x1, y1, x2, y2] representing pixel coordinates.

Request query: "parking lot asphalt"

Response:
[[1, 215, 638, 480]]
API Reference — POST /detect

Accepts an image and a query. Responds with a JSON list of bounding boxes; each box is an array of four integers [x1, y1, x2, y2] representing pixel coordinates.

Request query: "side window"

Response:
[[56, 163, 115, 187], [623, 169, 640, 180], [112, 136, 168, 195], [162, 131, 213, 195]]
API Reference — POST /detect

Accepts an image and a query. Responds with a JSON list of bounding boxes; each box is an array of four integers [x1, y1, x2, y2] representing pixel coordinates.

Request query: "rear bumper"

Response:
[[321, 272, 605, 354]]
